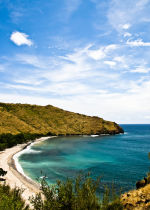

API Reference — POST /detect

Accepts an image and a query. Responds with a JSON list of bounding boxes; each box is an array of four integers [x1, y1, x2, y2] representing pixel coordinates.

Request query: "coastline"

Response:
[[0, 136, 53, 206]]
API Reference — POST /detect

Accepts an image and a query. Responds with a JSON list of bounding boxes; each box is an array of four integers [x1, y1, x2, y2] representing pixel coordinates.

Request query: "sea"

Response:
[[18, 124, 150, 193]]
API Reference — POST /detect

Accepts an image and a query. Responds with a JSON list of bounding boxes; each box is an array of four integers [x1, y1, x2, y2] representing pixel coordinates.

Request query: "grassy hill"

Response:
[[0, 102, 123, 136]]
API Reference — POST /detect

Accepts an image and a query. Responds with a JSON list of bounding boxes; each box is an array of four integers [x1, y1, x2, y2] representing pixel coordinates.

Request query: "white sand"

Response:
[[0, 136, 52, 207]]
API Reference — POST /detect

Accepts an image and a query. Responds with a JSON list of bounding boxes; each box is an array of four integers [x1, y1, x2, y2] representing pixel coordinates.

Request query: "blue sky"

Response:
[[0, 0, 150, 123]]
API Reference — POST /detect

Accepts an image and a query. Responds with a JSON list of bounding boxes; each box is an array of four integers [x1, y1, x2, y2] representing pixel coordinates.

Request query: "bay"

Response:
[[18, 124, 150, 192]]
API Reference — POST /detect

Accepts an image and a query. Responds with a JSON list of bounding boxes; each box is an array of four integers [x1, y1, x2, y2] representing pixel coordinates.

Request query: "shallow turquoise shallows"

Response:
[[19, 124, 150, 193]]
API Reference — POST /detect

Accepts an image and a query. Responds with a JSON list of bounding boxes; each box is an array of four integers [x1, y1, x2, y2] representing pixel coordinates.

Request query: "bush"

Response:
[[0, 168, 7, 177], [0, 183, 29, 210], [31, 174, 123, 210]]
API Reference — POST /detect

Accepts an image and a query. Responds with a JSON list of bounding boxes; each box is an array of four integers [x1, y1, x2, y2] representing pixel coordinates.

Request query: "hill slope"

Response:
[[0, 102, 123, 136]]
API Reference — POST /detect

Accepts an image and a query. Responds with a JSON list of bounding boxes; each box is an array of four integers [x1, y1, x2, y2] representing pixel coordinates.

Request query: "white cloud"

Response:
[[3, 81, 90, 96], [1, 43, 121, 98], [47, 44, 119, 82], [131, 66, 150, 73], [104, 44, 118, 52], [16, 54, 46, 68], [113, 56, 129, 69], [107, 0, 150, 32], [87, 44, 118, 61], [1, 79, 150, 123], [2, 40, 150, 123], [104, 60, 116, 68], [124, 32, 132, 37], [13, 78, 43, 86], [121, 24, 131, 29], [88, 48, 106, 60], [127, 39, 150, 47], [113, 56, 124, 62], [10, 31, 33, 46]]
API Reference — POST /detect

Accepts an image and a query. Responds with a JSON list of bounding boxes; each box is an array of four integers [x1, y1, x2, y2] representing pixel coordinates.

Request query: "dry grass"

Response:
[[121, 184, 150, 209]]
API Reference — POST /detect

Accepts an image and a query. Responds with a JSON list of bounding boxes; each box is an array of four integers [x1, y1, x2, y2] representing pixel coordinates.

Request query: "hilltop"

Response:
[[0, 102, 123, 136]]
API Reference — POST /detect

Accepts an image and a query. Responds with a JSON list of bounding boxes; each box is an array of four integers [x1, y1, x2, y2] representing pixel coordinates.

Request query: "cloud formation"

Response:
[[10, 31, 33, 46], [1, 0, 150, 123], [127, 39, 150, 47], [121, 24, 131, 29]]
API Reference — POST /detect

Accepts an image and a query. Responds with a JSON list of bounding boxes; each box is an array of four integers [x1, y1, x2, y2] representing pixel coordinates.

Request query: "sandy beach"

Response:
[[0, 136, 52, 207]]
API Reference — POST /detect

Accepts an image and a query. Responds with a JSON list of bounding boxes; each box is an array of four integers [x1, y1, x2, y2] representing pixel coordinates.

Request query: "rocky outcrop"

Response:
[[121, 183, 150, 209], [136, 177, 147, 189]]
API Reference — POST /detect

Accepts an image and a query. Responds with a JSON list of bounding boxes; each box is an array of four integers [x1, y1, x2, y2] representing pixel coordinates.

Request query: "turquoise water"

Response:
[[19, 125, 150, 192]]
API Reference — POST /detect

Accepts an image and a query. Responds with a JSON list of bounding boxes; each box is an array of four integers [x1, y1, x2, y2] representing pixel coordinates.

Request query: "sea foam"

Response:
[[91, 135, 99, 137], [13, 143, 34, 181], [13, 137, 53, 181]]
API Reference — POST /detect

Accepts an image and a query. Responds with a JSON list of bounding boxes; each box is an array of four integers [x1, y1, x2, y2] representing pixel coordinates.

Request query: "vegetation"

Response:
[[0, 102, 123, 151], [0, 102, 124, 209], [0, 133, 44, 151], [0, 168, 7, 182], [0, 171, 123, 209], [136, 177, 147, 189], [0, 183, 29, 210], [0, 102, 123, 137], [31, 174, 123, 210], [0, 168, 7, 177]]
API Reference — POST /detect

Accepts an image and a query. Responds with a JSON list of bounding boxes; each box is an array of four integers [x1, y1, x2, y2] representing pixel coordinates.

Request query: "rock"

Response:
[[136, 178, 147, 189]]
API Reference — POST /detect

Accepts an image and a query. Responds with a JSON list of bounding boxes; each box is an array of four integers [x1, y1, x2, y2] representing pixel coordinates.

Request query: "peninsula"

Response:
[[0, 102, 123, 138]]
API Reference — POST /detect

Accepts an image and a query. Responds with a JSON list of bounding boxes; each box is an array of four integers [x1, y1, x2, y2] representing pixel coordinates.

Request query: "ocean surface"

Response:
[[18, 124, 150, 193]]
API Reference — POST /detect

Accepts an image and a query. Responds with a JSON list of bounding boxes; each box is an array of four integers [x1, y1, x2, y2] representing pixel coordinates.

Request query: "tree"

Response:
[[0, 168, 7, 181]]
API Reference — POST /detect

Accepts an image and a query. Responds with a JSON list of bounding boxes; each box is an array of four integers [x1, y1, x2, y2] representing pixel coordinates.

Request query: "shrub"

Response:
[[0, 133, 44, 151], [31, 174, 123, 210], [0, 183, 29, 210]]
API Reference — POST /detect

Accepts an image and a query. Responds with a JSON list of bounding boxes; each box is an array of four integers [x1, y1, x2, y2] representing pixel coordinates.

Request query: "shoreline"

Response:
[[0, 136, 54, 206], [0, 134, 124, 206], [13, 136, 55, 182]]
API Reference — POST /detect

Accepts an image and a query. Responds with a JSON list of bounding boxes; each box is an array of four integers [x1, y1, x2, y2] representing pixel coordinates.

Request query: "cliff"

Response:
[[0, 102, 123, 136]]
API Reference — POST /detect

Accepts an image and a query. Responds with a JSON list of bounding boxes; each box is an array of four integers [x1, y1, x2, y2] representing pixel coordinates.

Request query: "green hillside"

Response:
[[0, 102, 123, 136]]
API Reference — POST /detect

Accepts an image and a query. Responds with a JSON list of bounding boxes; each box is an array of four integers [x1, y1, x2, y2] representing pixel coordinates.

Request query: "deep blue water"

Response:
[[19, 124, 150, 192]]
